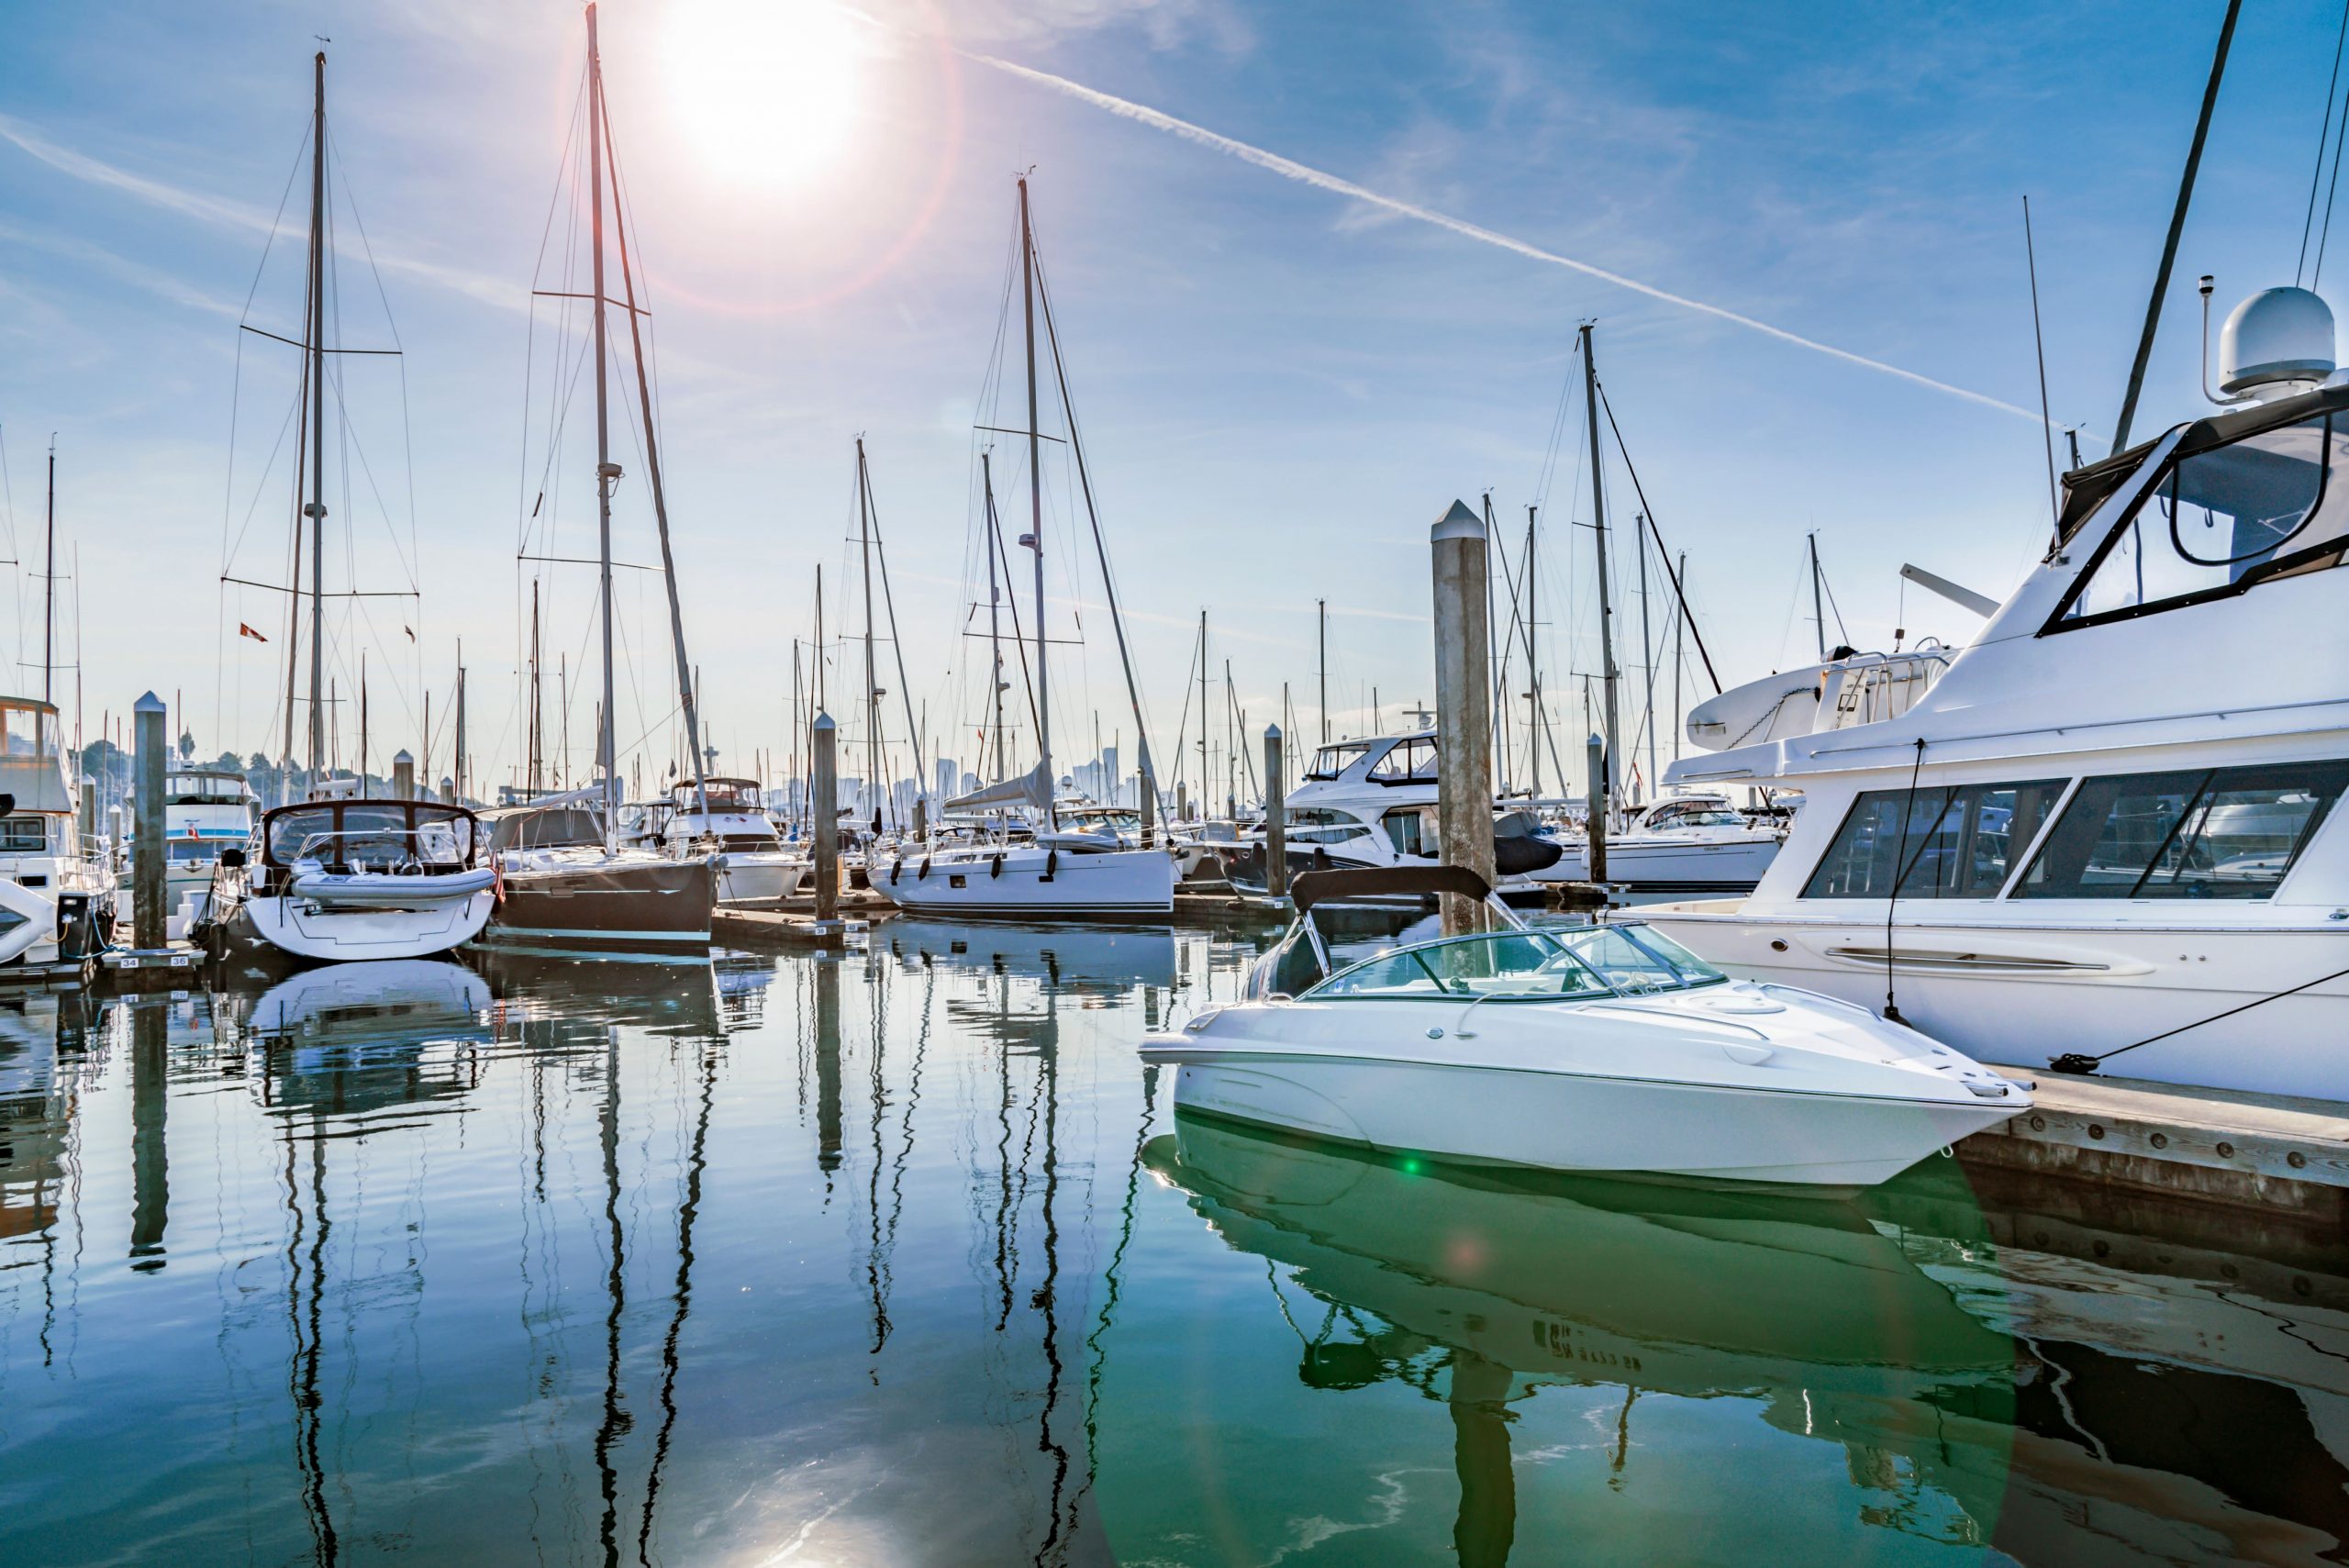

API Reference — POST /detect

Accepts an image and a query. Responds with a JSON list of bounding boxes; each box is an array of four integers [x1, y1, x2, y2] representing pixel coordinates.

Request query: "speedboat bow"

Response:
[[1140, 865, 2031, 1193]]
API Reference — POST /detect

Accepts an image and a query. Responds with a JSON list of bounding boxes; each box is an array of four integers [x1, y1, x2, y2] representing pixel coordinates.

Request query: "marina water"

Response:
[[2, 922, 2343, 1565]]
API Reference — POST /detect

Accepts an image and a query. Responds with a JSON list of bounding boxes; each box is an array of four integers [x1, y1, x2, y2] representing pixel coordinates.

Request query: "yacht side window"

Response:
[[1382, 806, 1431, 857], [2052, 409, 2349, 629], [1801, 779, 2067, 899], [1303, 741, 1373, 781], [2013, 760, 2349, 900], [0, 817, 44, 852], [1367, 738, 1439, 784]]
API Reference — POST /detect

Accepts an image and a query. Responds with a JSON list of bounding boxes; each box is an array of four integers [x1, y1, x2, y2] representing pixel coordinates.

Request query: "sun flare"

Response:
[[663, 0, 867, 188]]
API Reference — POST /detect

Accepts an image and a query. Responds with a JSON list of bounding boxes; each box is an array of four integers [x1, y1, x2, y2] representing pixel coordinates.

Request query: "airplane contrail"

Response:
[[964, 50, 2044, 426]]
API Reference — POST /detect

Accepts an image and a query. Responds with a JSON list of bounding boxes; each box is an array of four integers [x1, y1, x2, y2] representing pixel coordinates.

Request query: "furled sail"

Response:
[[945, 762, 1051, 815]]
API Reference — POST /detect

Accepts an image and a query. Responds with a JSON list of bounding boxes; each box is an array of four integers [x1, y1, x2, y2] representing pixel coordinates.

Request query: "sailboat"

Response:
[[877, 177, 1176, 918], [477, 3, 716, 959], [203, 52, 495, 965]]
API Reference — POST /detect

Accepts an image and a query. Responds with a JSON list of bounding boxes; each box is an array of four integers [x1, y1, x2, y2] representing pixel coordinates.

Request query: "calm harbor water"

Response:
[[1, 919, 2344, 1566]]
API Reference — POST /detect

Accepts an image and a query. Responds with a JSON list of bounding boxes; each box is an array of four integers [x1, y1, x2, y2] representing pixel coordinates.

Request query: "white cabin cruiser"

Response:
[[1542, 793, 1787, 895], [654, 776, 806, 903], [128, 767, 260, 939], [1141, 865, 2029, 1192], [0, 696, 114, 969], [207, 797, 495, 963], [1214, 730, 1564, 902], [1644, 356, 2349, 1099], [879, 778, 1178, 918]]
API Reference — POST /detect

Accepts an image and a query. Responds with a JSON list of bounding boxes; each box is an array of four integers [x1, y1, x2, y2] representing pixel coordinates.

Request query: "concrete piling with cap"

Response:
[[1585, 733, 1609, 884], [1263, 724, 1287, 900], [392, 750, 415, 800], [1431, 501, 1496, 935], [812, 712, 839, 926], [133, 692, 166, 951]]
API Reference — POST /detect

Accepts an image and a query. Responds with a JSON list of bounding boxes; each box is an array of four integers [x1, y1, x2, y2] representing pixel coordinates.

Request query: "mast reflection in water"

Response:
[[0, 922, 2342, 1565]]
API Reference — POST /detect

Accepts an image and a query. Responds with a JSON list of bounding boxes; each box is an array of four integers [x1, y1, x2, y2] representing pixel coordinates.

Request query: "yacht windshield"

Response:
[[1304, 741, 1374, 781], [1303, 923, 1721, 1000], [2055, 407, 2349, 628]]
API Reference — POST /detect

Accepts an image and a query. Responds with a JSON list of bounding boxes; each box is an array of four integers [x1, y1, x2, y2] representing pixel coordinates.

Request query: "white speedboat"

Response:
[[208, 798, 495, 963], [653, 776, 806, 903], [1643, 296, 2349, 1099], [1141, 864, 2029, 1192]]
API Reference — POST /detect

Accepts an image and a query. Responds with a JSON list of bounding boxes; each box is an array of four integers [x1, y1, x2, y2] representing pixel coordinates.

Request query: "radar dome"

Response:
[[2220, 286, 2335, 398]]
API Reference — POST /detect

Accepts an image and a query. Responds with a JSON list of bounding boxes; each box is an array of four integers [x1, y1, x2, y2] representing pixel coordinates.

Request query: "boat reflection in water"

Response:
[[885, 917, 1179, 996], [237, 960, 493, 1115], [1144, 1111, 2349, 1565]]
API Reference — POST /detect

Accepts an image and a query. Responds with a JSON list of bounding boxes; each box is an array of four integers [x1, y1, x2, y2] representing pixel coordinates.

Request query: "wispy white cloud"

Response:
[[0, 111, 518, 314], [952, 50, 2046, 426], [0, 219, 241, 320]]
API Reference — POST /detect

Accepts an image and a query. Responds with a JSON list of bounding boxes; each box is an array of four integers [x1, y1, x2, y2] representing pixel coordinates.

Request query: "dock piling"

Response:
[[812, 711, 839, 926], [392, 749, 415, 800], [1431, 501, 1495, 935], [132, 692, 166, 950], [1263, 724, 1287, 900], [1585, 733, 1609, 884]]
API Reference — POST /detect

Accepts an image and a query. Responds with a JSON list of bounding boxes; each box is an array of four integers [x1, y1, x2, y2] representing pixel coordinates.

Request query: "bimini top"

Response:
[[259, 797, 481, 871], [1290, 863, 1489, 914]]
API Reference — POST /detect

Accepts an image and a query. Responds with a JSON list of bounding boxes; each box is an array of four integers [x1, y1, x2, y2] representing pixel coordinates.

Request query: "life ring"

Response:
[[989, 853, 1005, 879]]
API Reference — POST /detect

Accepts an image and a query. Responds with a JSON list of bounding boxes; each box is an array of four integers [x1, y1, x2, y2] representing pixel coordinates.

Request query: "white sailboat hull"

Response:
[[1540, 829, 1783, 893], [712, 852, 805, 904], [880, 843, 1175, 918], [241, 884, 496, 962]]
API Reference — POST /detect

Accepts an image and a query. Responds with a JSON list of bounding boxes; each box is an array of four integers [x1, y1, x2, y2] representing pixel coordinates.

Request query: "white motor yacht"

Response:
[[1542, 793, 1788, 895], [1643, 317, 2349, 1100], [128, 766, 260, 939], [1141, 865, 2030, 1193], [654, 776, 806, 903], [879, 810, 1177, 918], [1213, 729, 1564, 902], [0, 696, 114, 968], [207, 797, 495, 963]]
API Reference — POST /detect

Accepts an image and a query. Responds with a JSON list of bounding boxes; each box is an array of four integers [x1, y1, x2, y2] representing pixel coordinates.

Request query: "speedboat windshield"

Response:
[[1302, 922, 1724, 1001]]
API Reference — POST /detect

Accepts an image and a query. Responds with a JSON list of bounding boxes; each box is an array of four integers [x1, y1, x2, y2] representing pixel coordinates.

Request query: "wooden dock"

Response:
[[1963, 1062, 2349, 1225]]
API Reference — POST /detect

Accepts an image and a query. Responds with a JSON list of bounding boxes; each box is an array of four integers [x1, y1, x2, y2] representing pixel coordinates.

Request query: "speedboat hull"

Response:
[[881, 843, 1174, 919], [1156, 1054, 2007, 1192], [1541, 830, 1783, 894]]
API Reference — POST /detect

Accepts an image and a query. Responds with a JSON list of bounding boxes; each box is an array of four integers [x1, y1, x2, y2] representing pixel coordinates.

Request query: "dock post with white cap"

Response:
[[812, 712, 839, 927], [1431, 501, 1495, 935], [1262, 724, 1287, 901], [133, 692, 166, 951]]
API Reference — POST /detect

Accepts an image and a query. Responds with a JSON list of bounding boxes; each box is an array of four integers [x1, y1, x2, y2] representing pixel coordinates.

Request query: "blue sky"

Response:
[[0, 0, 2334, 800]]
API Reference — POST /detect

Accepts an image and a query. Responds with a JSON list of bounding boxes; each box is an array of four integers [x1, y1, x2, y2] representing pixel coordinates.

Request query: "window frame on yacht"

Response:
[[1301, 923, 1725, 1002], [1367, 737, 1440, 785], [2045, 399, 2349, 633], [1302, 740, 1375, 781], [2009, 758, 2349, 901], [0, 816, 46, 853], [1798, 776, 2071, 901]]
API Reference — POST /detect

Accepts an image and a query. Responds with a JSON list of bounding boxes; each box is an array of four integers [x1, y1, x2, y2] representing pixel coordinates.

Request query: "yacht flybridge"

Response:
[[651, 777, 805, 903], [1141, 866, 2029, 1192], [1646, 300, 2349, 1099]]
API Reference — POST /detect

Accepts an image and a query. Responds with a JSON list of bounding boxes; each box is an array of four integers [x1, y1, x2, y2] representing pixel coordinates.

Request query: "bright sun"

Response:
[[663, 0, 867, 188]]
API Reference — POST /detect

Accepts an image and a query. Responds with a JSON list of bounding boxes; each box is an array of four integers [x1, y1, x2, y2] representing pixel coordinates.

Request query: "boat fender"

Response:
[[918, 856, 931, 879], [1042, 849, 1057, 882], [888, 861, 901, 885], [990, 853, 1005, 879]]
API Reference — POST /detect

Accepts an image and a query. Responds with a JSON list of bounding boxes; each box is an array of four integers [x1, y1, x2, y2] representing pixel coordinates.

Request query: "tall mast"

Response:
[[529, 582, 543, 792], [1580, 322, 1620, 806], [858, 437, 879, 826], [1672, 552, 1687, 767], [596, 33, 709, 826], [1809, 532, 1826, 661], [1524, 503, 1540, 795], [42, 439, 55, 706], [359, 651, 368, 784], [1637, 517, 1655, 804], [454, 644, 467, 805], [305, 50, 328, 780], [1197, 609, 1208, 800], [1316, 598, 1327, 745], [983, 451, 1005, 784], [586, 4, 618, 839], [1018, 176, 1052, 822]]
